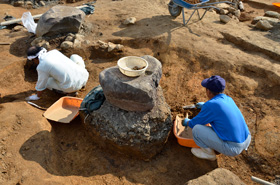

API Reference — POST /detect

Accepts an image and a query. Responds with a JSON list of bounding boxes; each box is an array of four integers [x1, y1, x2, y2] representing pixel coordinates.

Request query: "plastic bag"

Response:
[[70, 54, 86, 68], [21, 12, 37, 34]]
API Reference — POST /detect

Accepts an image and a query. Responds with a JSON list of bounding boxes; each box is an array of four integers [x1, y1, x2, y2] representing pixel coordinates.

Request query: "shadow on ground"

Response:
[[113, 15, 184, 46], [9, 35, 34, 57], [19, 116, 218, 184]]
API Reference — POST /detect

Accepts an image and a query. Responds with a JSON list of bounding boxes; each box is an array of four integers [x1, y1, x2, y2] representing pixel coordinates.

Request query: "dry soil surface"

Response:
[[0, 0, 279, 184]]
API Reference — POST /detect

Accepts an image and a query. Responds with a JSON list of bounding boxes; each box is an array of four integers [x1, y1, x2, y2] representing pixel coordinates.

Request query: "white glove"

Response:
[[26, 94, 40, 101]]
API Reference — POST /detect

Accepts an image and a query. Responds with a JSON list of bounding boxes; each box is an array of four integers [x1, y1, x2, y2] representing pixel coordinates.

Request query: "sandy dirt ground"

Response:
[[0, 0, 279, 184]]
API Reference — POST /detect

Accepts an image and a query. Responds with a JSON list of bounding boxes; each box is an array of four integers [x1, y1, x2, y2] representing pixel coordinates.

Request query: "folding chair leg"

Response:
[[187, 10, 196, 25], [182, 7, 209, 25], [199, 9, 208, 20], [182, 7, 186, 25], [196, 9, 200, 19]]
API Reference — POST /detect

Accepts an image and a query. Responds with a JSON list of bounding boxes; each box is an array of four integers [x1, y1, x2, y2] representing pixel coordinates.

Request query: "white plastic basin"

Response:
[[117, 56, 148, 77]]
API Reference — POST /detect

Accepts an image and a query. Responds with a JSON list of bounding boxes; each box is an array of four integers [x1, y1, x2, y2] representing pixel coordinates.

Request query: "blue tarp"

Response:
[[80, 2, 96, 15], [80, 85, 106, 114]]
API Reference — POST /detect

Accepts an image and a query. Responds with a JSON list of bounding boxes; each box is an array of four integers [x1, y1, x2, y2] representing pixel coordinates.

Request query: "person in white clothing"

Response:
[[25, 46, 89, 101]]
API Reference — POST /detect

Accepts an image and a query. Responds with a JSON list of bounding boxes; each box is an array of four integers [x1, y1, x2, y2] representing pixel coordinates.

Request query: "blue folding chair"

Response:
[[168, 0, 237, 25]]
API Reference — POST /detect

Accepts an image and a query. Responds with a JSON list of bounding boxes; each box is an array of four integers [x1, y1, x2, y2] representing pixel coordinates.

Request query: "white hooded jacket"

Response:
[[35, 49, 89, 93]]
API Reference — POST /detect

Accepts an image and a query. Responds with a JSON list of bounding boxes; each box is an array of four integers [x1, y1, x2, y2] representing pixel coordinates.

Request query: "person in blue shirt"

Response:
[[183, 75, 251, 161]]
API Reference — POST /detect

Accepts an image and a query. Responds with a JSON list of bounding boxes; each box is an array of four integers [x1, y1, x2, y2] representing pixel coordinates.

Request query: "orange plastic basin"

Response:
[[43, 96, 83, 123], [273, 3, 280, 7], [173, 114, 199, 148]]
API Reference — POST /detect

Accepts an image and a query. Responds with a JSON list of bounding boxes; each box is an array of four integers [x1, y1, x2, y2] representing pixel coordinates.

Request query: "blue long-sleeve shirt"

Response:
[[188, 94, 249, 143]]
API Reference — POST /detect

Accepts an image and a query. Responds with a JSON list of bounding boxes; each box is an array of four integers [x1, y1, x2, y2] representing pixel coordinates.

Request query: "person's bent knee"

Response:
[[224, 150, 241, 157], [192, 124, 206, 135]]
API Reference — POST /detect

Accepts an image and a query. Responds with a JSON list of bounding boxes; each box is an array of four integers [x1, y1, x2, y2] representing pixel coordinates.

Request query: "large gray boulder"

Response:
[[36, 5, 85, 37], [80, 86, 172, 160], [99, 55, 162, 112]]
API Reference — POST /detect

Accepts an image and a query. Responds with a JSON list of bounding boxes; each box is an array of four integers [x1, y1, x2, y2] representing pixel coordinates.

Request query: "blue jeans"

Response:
[[192, 125, 251, 157]]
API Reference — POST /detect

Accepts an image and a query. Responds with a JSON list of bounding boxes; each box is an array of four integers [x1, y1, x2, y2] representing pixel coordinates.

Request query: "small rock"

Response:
[[219, 9, 229, 15], [65, 35, 74, 42], [84, 40, 91, 45], [115, 44, 124, 50], [186, 168, 246, 185], [31, 37, 47, 47], [60, 41, 73, 49], [255, 20, 273, 31], [25, 1, 33, 8], [73, 39, 82, 48], [13, 1, 24, 7], [234, 9, 241, 18], [220, 15, 231, 24], [108, 42, 116, 52], [75, 34, 85, 41], [216, 3, 231, 9], [252, 16, 280, 26], [227, 13, 233, 18], [67, 33, 75, 37], [228, 7, 236, 13], [264, 11, 280, 19], [39, 1, 45, 6], [12, 25, 24, 32], [252, 16, 262, 24], [25, 1, 32, 5], [97, 40, 108, 49], [42, 42, 50, 50], [232, 15, 240, 23], [123, 17, 136, 25], [238, 1, 245, 12], [239, 12, 253, 22]]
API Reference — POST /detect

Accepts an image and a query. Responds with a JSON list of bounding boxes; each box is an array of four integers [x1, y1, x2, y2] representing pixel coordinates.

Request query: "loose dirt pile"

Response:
[[0, 0, 279, 184]]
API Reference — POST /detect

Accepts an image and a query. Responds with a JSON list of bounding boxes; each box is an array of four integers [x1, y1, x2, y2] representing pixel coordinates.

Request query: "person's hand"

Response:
[[196, 102, 205, 109], [182, 118, 190, 127], [25, 94, 40, 101]]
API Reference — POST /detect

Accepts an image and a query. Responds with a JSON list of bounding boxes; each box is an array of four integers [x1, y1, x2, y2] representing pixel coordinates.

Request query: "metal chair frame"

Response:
[[169, 0, 236, 25]]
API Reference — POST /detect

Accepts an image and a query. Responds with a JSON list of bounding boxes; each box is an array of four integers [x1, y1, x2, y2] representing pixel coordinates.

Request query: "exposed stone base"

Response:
[[80, 86, 172, 160]]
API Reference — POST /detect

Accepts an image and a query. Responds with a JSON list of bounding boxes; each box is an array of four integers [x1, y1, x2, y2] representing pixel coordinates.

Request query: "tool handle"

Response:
[[251, 176, 274, 185], [27, 101, 47, 110]]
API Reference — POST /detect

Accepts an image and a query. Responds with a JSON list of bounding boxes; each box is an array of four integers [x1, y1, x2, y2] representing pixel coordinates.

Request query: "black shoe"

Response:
[[66, 92, 78, 97], [53, 89, 67, 95]]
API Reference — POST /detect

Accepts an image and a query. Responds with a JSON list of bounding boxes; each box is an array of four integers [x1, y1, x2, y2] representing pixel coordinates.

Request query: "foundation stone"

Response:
[[81, 56, 172, 160]]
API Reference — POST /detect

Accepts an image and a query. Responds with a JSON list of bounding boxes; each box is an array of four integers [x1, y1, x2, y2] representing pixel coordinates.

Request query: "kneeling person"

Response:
[[26, 46, 89, 100], [183, 75, 251, 161]]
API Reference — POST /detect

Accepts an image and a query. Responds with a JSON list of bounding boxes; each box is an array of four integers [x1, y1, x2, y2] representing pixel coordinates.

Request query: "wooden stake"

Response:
[[0, 43, 11, 45]]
